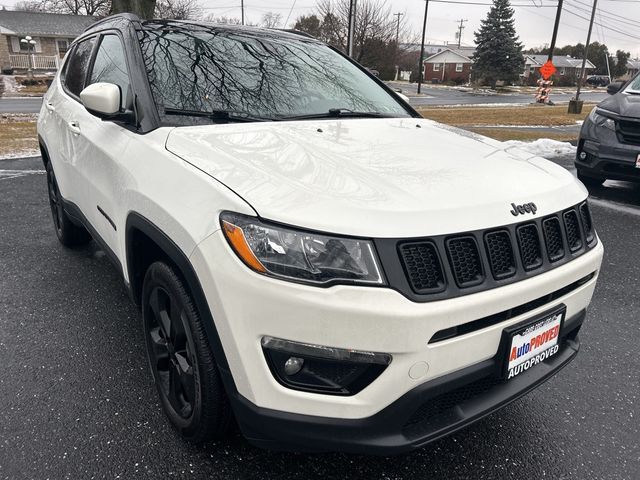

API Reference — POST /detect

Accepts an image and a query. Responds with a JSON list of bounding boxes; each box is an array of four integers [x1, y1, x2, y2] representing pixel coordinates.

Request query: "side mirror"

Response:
[[393, 89, 411, 104], [607, 81, 624, 95], [80, 82, 121, 117]]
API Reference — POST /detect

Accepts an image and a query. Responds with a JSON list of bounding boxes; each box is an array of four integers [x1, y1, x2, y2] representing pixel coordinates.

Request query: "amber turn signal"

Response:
[[221, 221, 267, 273]]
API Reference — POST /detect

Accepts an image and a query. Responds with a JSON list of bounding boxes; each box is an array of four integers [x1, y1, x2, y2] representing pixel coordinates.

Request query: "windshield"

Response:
[[625, 75, 640, 94], [138, 22, 411, 124]]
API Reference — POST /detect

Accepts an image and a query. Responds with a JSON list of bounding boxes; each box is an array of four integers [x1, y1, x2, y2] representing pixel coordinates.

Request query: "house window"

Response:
[[456, 63, 463, 72], [560, 67, 566, 75], [57, 39, 70, 54], [530, 66, 535, 73], [433, 63, 440, 72]]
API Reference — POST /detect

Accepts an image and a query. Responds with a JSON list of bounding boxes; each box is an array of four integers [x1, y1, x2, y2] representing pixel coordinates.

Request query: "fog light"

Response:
[[261, 336, 391, 396], [284, 357, 304, 375], [579, 151, 587, 160]]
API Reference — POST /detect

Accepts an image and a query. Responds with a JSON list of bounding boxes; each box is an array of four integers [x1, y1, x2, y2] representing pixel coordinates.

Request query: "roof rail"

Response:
[[279, 29, 315, 39], [83, 12, 142, 32]]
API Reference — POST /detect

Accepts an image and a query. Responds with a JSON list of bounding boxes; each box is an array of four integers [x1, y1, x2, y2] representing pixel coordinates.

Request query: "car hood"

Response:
[[165, 118, 586, 238], [598, 91, 640, 117]]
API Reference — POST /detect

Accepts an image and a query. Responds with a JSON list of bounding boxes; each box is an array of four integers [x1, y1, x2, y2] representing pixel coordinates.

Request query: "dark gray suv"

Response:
[[576, 76, 640, 186]]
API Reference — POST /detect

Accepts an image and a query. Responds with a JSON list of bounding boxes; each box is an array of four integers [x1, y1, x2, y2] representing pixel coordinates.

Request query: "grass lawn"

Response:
[[466, 128, 578, 142], [417, 104, 595, 127], [0, 116, 38, 157]]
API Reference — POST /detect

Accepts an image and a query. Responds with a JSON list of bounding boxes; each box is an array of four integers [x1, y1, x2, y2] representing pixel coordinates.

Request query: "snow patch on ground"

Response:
[[0, 149, 41, 160], [502, 138, 576, 158], [1, 76, 22, 94]]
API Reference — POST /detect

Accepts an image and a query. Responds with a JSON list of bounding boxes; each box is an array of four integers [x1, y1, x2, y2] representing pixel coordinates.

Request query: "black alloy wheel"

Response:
[[147, 284, 198, 420], [142, 261, 231, 443]]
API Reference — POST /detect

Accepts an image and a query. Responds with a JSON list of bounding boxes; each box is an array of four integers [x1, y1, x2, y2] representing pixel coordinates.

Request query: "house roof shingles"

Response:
[[0, 10, 96, 37], [526, 54, 596, 69]]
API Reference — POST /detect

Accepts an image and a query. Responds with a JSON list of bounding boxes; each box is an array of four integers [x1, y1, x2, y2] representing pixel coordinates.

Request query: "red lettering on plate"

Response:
[[510, 347, 517, 361]]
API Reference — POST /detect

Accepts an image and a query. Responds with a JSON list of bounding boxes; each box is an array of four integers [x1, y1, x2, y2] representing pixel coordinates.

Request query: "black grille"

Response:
[[563, 210, 583, 252], [516, 224, 543, 271], [399, 242, 445, 293], [580, 202, 595, 244], [617, 119, 640, 145], [446, 237, 484, 288], [389, 202, 596, 302], [403, 376, 504, 438], [484, 230, 516, 280], [542, 217, 565, 262]]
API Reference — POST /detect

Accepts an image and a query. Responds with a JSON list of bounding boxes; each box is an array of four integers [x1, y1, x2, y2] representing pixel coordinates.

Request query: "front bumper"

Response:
[[190, 229, 602, 451], [228, 310, 583, 454], [577, 121, 640, 182]]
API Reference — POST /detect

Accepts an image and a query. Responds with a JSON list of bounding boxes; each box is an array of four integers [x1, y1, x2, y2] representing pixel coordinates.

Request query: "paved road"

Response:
[[387, 81, 610, 106], [0, 97, 43, 114], [0, 155, 639, 479]]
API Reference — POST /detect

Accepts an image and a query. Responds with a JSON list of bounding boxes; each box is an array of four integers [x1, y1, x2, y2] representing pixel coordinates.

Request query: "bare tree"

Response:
[[110, 0, 156, 18], [154, 0, 201, 20], [261, 11, 282, 29], [14, 0, 110, 15], [204, 14, 258, 26]]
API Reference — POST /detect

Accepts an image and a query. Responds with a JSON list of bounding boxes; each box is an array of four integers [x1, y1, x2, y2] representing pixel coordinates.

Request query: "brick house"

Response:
[[523, 55, 596, 85], [423, 48, 474, 84], [0, 10, 96, 72]]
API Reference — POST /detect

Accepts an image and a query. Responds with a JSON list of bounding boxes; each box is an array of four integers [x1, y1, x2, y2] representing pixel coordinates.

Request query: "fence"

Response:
[[9, 54, 60, 70]]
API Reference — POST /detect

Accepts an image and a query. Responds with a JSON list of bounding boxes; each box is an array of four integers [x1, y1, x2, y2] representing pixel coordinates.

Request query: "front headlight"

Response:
[[589, 108, 616, 131], [220, 212, 385, 286]]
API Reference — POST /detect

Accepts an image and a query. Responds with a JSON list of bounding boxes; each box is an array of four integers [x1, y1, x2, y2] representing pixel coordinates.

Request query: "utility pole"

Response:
[[417, 0, 430, 94], [455, 18, 467, 48], [574, 0, 598, 105], [241, 0, 245, 25], [347, 0, 357, 58], [393, 12, 403, 80], [547, 0, 564, 63], [393, 12, 403, 47]]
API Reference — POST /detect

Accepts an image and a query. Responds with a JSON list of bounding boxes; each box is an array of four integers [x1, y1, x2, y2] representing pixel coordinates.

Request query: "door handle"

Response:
[[45, 102, 56, 112], [67, 121, 81, 135]]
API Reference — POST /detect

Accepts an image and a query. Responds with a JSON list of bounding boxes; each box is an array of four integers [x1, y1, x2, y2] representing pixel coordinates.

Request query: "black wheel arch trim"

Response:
[[125, 212, 235, 382]]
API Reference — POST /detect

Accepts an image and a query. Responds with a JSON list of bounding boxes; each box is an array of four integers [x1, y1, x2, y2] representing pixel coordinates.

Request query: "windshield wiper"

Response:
[[281, 108, 395, 121], [164, 108, 274, 123]]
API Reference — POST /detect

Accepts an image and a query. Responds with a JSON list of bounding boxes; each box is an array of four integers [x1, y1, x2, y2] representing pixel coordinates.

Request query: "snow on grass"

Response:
[[1, 75, 22, 94], [0, 148, 41, 160], [502, 138, 576, 158]]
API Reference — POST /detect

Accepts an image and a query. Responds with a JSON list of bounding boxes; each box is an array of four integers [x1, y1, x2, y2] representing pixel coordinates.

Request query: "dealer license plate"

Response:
[[505, 310, 563, 380]]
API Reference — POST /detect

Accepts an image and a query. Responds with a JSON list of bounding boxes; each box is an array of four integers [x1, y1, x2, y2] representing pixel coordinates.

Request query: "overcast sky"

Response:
[[2, 0, 639, 57]]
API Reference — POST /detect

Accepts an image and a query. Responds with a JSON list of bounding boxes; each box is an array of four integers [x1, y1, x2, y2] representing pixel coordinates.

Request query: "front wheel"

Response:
[[142, 261, 232, 443]]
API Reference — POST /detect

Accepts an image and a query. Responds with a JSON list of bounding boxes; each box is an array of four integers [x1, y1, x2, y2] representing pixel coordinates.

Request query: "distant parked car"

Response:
[[576, 76, 640, 186], [585, 75, 610, 87]]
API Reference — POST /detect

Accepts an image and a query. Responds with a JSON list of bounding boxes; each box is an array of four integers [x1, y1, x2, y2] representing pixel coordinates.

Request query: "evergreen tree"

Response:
[[472, 0, 524, 87]]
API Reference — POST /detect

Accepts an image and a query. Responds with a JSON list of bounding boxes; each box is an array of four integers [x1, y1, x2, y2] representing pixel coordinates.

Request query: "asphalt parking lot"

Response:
[[1, 155, 639, 479]]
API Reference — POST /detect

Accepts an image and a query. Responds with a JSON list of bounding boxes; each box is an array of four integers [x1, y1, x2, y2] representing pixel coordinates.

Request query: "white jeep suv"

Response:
[[37, 14, 604, 454]]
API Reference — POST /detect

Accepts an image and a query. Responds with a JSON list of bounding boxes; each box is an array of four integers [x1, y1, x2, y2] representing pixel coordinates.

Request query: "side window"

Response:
[[88, 35, 131, 110], [63, 37, 96, 97]]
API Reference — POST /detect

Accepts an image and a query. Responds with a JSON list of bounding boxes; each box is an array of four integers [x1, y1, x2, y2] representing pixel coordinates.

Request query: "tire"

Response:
[[577, 171, 605, 188], [142, 261, 232, 443], [45, 161, 91, 247]]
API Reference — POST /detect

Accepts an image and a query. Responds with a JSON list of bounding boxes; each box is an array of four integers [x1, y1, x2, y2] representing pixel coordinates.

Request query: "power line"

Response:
[[427, 0, 558, 5], [567, 0, 640, 28]]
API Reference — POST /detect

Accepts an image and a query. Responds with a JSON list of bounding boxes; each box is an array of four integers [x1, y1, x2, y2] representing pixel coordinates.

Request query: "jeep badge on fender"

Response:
[[510, 202, 538, 216]]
